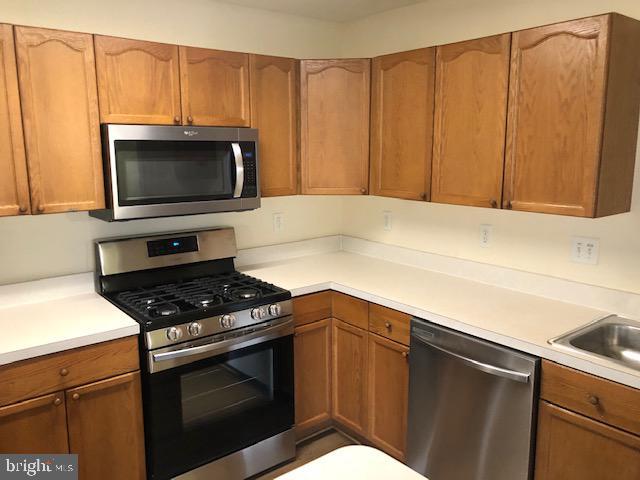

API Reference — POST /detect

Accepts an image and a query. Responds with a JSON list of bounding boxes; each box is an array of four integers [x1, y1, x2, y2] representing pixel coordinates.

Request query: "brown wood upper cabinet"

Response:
[[250, 54, 299, 196], [432, 34, 511, 208], [94, 36, 181, 125], [300, 59, 371, 195], [180, 47, 250, 126], [0, 24, 30, 217], [504, 14, 640, 217], [370, 48, 434, 201], [15, 27, 105, 214]]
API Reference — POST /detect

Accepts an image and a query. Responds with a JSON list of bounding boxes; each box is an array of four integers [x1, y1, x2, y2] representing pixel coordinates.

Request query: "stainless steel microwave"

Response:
[[90, 125, 259, 221]]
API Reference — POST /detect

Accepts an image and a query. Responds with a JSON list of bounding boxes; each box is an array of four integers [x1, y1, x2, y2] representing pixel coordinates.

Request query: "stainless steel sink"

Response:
[[549, 315, 640, 372]]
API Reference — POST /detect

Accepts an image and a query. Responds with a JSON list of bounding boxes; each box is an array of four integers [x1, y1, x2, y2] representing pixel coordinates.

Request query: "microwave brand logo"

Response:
[[1, 455, 77, 479], [183, 130, 198, 137]]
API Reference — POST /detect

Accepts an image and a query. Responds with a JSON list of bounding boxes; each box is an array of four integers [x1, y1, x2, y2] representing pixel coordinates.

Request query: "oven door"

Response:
[[143, 327, 294, 480], [98, 125, 259, 220]]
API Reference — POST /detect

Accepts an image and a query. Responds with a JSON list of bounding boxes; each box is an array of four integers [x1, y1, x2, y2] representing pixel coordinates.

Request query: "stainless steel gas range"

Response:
[[94, 227, 295, 480]]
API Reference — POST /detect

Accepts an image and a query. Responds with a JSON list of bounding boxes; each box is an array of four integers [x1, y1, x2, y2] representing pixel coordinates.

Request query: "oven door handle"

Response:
[[150, 317, 293, 372], [232, 142, 244, 198]]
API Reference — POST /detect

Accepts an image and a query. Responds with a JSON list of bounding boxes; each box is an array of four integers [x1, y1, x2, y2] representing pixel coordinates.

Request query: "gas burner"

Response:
[[193, 294, 223, 308], [147, 304, 180, 318], [230, 287, 261, 301]]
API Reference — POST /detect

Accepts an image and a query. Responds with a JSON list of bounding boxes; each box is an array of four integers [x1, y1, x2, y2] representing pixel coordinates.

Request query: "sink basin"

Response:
[[549, 315, 640, 372]]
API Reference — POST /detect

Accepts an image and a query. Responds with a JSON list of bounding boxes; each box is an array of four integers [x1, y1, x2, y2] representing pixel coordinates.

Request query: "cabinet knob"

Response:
[[72, 393, 80, 401], [504, 200, 512, 210], [384, 322, 391, 330], [53, 397, 62, 406], [59, 368, 69, 377], [19, 206, 27, 213], [420, 192, 427, 201], [402, 351, 409, 359], [187, 115, 194, 124], [360, 188, 367, 195], [587, 395, 600, 406], [174, 116, 181, 124], [37, 205, 44, 213], [490, 199, 498, 208]]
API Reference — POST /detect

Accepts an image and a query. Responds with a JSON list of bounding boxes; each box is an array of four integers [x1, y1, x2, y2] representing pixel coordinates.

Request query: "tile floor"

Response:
[[254, 430, 355, 479]]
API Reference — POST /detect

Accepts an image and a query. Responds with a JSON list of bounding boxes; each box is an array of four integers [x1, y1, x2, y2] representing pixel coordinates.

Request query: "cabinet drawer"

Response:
[[332, 292, 368, 330], [541, 360, 640, 436], [368, 304, 410, 346], [293, 292, 332, 327], [0, 336, 139, 407]]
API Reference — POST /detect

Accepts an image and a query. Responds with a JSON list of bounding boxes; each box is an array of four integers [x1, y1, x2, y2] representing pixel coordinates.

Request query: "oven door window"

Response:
[[144, 335, 294, 480], [114, 140, 235, 206]]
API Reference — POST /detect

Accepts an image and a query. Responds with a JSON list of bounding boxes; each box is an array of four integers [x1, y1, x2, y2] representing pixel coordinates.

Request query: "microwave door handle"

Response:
[[232, 142, 244, 198]]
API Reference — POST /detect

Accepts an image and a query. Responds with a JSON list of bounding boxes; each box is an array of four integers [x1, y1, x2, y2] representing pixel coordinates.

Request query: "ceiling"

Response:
[[216, 0, 427, 22]]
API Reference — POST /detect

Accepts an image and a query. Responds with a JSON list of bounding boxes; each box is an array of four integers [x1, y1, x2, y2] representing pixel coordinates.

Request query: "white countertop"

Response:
[[0, 273, 139, 366], [242, 251, 640, 389], [276, 446, 425, 480]]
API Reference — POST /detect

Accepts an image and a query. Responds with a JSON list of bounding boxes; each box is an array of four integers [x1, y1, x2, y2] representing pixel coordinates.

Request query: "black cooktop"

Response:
[[108, 271, 291, 330]]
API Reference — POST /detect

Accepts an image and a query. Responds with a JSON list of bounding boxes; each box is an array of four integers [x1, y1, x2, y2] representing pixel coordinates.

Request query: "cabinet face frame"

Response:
[[15, 26, 105, 214], [0, 24, 30, 217], [250, 54, 299, 196], [369, 48, 435, 201], [180, 46, 250, 127], [94, 35, 182, 125], [300, 59, 371, 195], [431, 34, 511, 208]]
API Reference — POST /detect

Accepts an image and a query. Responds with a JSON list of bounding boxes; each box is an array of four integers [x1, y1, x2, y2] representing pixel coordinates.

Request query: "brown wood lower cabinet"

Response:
[[367, 333, 409, 460], [294, 318, 332, 438], [332, 318, 369, 436], [0, 337, 145, 478], [535, 401, 640, 480], [0, 392, 69, 453], [66, 372, 146, 480]]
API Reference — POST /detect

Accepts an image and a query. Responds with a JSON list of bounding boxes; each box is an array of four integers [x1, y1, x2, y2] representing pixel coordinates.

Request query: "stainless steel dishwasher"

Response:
[[406, 318, 539, 480]]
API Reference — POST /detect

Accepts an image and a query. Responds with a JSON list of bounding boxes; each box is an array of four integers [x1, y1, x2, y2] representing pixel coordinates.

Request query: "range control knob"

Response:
[[166, 326, 183, 342], [268, 304, 282, 316], [188, 322, 203, 336], [220, 314, 236, 329], [251, 306, 267, 320]]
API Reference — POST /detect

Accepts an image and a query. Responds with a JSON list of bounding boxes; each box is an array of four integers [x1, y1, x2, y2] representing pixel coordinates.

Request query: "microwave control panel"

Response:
[[240, 141, 258, 198]]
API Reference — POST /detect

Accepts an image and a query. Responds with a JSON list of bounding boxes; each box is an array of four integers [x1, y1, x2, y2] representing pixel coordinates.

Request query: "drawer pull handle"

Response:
[[59, 368, 69, 376], [53, 398, 62, 406], [72, 393, 80, 401], [384, 322, 391, 330], [588, 395, 600, 406]]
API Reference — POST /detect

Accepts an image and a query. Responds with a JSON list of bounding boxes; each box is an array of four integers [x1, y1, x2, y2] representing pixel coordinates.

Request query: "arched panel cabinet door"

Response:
[[431, 34, 511, 209], [250, 54, 298, 196], [503, 14, 640, 217], [370, 48, 435, 202], [0, 24, 30, 217], [94, 35, 181, 125], [300, 59, 370, 195], [181, 47, 250, 127], [15, 26, 104, 214]]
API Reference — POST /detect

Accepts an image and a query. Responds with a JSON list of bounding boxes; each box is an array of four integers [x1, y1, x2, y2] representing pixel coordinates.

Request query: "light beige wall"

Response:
[[0, 0, 342, 57], [0, 0, 345, 285], [0, 196, 344, 284], [340, 0, 640, 57], [340, 0, 640, 294]]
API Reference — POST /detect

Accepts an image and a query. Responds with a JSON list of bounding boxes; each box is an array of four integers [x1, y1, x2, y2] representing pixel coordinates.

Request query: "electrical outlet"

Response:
[[383, 211, 393, 231], [479, 224, 493, 248], [571, 236, 599, 264], [273, 212, 284, 233]]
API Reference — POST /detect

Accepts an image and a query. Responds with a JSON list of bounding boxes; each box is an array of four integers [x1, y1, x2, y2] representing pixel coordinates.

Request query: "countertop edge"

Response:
[[291, 282, 640, 390], [0, 324, 140, 367]]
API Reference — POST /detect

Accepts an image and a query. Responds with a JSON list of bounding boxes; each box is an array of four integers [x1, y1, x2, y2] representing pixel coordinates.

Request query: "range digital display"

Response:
[[147, 236, 198, 257]]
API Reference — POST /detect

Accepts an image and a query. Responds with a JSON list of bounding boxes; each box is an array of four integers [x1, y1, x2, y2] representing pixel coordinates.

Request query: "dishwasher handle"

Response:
[[412, 332, 531, 384]]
